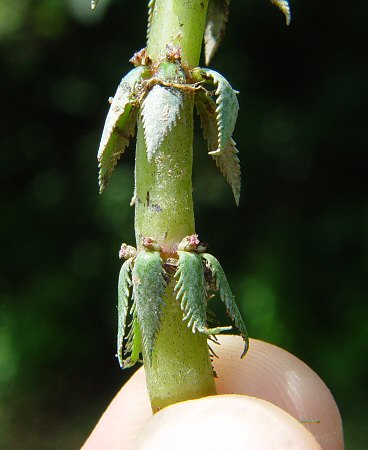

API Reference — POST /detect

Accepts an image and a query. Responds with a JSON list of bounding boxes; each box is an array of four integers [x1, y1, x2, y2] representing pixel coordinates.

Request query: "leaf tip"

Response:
[[240, 338, 249, 359], [270, 0, 291, 26], [204, 0, 230, 65]]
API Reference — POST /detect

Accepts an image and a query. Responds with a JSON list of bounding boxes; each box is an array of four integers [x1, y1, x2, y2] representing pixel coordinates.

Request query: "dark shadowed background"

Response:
[[1, 0, 367, 448]]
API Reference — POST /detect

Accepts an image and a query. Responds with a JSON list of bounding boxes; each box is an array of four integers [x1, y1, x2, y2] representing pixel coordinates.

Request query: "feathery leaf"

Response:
[[212, 139, 241, 205], [197, 68, 239, 154], [204, 0, 230, 65], [117, 257, 134, 368], [175, 251, 233, 334], [202, 253, 249, 357], [123, 302, 142, 368], [98, 66, 147, 192], [175, 251, 207, 333], [196, 93, 241, 204]]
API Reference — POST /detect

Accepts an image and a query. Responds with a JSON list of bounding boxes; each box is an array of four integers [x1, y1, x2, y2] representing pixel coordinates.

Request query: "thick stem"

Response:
[[134, 96, 195, 253], [147, 0, 209, 67], [134, 0, 214, 411], [144, 281, 216, 412]]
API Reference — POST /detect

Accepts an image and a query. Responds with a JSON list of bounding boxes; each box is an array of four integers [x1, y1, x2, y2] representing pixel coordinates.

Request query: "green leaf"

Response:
[[133, 251, 166, 365], [141, 84, 184, 161], [201, 253, 249, 357], [195, 93, 218, 149], [197, 68, 239, 154], [204, 0, 230, 65], [123, 302, 142, 368], [175, 251, 232, 334], [270, 0, 291, 25], [212, 139, 241, 205], [97, 66, 147, 193], [117, 257, 134, 368], [196, 93, 241, 205], [175, 251, 207, 333]]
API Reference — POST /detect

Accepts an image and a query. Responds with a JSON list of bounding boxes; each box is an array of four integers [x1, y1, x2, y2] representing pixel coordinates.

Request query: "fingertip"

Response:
[[133, 395, 322, 450], [213, 336, 344, 450]]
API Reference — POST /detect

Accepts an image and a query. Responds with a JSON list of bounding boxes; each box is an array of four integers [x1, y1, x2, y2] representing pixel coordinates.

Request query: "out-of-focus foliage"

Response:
[[0, 0, 367, 448]]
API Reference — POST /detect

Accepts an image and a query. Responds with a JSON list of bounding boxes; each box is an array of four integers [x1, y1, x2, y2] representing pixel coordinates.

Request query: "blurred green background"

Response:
[[0, 0, 367, 448]]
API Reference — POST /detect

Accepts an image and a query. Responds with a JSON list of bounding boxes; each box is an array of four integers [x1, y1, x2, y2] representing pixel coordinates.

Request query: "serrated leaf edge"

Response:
[[174, 251, 234, 335], [195, 93, 241, 205], [98, 66, 147, 193], [204, 0, 230, 65], [174, 251, 207, 333], [198, 68, 239, 154], [117, 257, 134, 368], [141, 84, 184, 161], [147, 0, 156, 41], [201, 252, 249, 357], [133, 251, 166, 365], [123, 301, 143, 368], [212, 138, 241, 205]]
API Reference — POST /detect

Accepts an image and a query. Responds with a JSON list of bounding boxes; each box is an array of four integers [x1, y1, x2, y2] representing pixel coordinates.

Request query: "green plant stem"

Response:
[[134, 0, 215, 412], [134, 98, 195, 253], [147, 0, 209, 67]]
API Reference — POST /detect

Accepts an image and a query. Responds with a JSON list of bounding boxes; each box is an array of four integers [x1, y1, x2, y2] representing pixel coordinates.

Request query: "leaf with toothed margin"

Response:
[[204, 0, 230, 65], [201, 253, 249, 358], [197, 68, 239, 154], [270, 0, 291, 26], [196, 93, 241, 205], [132, 251, 166, 365], [147, 0, 156, 41], [175, 251, 207, 333], [122, 302, 142, 369], [175, 251, 233, 335], [117, 257, 134, 368], [141, 84, 184, 161], [97, 66, 147, 193], [213, 138, 241, 205]]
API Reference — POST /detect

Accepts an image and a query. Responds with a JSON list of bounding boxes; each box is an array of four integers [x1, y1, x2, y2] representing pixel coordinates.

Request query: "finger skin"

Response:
[[133, 395, 323, 450], [214, 336, 344, 450], [82, 337, 344, 450]]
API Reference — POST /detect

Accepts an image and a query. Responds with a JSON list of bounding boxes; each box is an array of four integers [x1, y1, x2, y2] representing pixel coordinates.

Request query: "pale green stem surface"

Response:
[[147, 0, 209, 67], [134, 0, 215, 412], [134, 97, 195, 253]]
